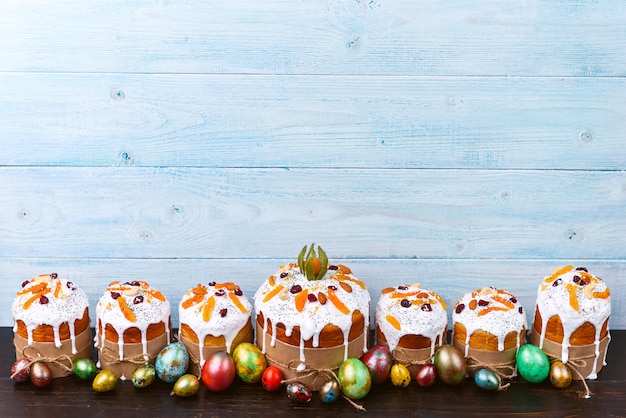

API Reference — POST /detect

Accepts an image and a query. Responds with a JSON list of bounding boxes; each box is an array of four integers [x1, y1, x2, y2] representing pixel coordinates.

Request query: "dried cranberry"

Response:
[[39, 295, 49, 305], [576, 267, 588, 272], [573, 275, 581, 283], [208, 281, 216, 286], [133, 295, 144, 304], [21, 280, 30, 288], [50, 273, 58, 279], [128, 281, 140, 287], [110, 292, 121, 299], [478, 299, 489, 307], [328, 285, 337, 291], [552, 278, 562, 287], [219, 308, 228, 317], [455, 303, 465, 314], [519, 307, 524, 314], [328, 265, 338, 270], [509, 297, 517, 303], [421, 303, 432, 312], [307, 293, 318, 303], [290, 285, 302, 294], [215, 289, 226, 297], [400, 299, 411, 308], [397, 285, 408, 291], [234, 288, 243, 296], [280, 272, 289, 279]]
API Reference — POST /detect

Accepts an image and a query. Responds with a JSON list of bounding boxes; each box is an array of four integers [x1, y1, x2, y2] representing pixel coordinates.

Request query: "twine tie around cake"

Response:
[[271, 358, 366, 411], [13, 345, 75, 377], [99, 345, 151, 366], [544, 353, 593, 399]]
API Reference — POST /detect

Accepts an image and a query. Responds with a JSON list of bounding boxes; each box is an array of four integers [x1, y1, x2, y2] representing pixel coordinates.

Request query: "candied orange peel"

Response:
[[386, 314, 401, 330], [262, 285, 284, 303], [327, 287, 350, 314], [118, 297, 136, 322]]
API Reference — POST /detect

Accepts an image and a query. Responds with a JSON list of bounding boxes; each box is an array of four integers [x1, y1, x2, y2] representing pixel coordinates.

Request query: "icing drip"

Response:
[[453, 287, 527, 357], [95, 281, 171, 361], [178, 282, 252, 368], [534, 266, 611, 379], [375, 284, 447, 354], [254, 263, 370, 362], [12, 274, 89, 354]]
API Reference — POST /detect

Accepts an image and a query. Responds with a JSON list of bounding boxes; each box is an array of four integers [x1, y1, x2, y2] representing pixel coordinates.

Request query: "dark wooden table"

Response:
[[1, 328, 624, 417]]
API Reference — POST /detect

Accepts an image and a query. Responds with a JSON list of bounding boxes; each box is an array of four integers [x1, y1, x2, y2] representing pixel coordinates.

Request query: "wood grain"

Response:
[[1, 74, 624, 169], [0, 1, 624, 76]]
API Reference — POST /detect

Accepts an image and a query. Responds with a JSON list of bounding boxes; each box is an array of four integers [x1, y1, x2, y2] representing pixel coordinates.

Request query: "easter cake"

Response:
[[375, 283, 447, 376], [531, 266, 611, 380], [178, 281, 253, 374], [452, 286, 527, 376], [95, 280, 172, 379], [12, 273, 92, 378], [254, 244, 371, 391]]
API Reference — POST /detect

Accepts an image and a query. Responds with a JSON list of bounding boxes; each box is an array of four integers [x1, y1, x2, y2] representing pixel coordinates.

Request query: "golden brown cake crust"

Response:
[[180, 317, 253, 347], [15, 307, 90, 343], [532, 307, 609, 346], [256, 310, 365, 348], [98, 318, 171, 344], [453, 322, 522, 352], [375, 324, 439, 349]]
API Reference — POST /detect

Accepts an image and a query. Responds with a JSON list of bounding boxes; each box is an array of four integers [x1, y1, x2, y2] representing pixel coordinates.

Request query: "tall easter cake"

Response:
[[531, 266, 611, 380], [254, 244, 370, 391], [375, 283, 447, 375], [178, 281, 253, 374], [452, 286, 527, 376], [95, 280, 171, 379], [12, 273, 92, 378]]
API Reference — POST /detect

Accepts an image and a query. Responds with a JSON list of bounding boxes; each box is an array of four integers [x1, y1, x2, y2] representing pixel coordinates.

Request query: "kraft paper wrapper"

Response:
[[452, 337, 518, 378], [255, 322, 366, 391], [530, 328, 610, 380], [14, 327, 93, 379], [391, 345, 439, 377], [97, 332, 170, 379], [180, 326, 253, 376]]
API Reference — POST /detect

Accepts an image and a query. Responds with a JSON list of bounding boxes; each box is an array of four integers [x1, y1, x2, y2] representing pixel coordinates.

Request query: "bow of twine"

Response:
[[270, 358, 366, 411], [392, 349, 432, 368], [11, 345, 75, 378], [98, 345, 152, 366], [544, 353, 593, 399]]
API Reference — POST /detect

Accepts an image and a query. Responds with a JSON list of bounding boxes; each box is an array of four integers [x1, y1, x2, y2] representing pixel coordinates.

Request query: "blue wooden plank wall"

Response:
[[1, 1, 625, 330]]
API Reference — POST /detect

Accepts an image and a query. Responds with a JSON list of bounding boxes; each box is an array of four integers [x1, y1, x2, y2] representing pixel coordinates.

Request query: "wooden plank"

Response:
[[2, 74, 625, 169], [1, 258, 623, 329], [1, 167, 624, 259], [0, 1, 624, 76]]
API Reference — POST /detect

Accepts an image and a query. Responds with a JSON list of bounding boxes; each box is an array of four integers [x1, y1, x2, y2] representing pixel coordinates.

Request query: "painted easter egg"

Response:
[[171, 374, 200, 397], [360, 345, 393, 384], [390, 363, 411, 388], [433, 345, 466, 385], [92, 369, 117, 392], [10, 358, 30, 383], [73, 358, 97, 380], [286, 382, 312, 403], [201, 351, 236, 392], [416, 364, 437, 388], [319, 379, 341, 403], [132, 363, 156, 388], [30, 362, 52, 388], [155, 342, 190, 383], [232, 342, 268, 384], [550, 361, 573, 388], [516, 344, 550, 384], [474, 368, 500, 391], [338, 358, 372, 400], [261, 365, 283, 392]]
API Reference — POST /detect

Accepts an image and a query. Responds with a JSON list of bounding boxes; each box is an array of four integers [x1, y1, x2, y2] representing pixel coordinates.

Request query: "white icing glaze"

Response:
[[12, 274, 89, 354], [375, 283, 447, 356], [178, 282, 252, 368], [253, 263, 370, 363], [452, 287, 527, 357], [533, 266, 611, 379], [95, 280, 171, 361]]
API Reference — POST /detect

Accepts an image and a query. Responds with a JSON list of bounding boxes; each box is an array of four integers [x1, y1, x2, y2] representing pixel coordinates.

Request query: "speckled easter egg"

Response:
[[286, 382, 312, 403], [132, 364, 156, 388], [516, 344, 550, 384], [319, 379, 341, 403], [433, 345, 466, 385], [360, 345, 393, 384], [474, 368, 500, 391], [550, 361, 572, 388], [390, 363, 411, 388], [232, 342, 267, 384], [338, 358, 372, 400], [155, 342, 190, 383], [92, 369, 117, 392]]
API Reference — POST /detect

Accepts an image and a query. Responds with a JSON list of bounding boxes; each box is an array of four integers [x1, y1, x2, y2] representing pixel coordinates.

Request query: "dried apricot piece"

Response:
[[118, 297, 136, 322], [386, 314, 401, 330], [228, 292, 248, 313], [327, 287, 350, 314], [294, 288, 309, 312], [262, 285, 284, 303]]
